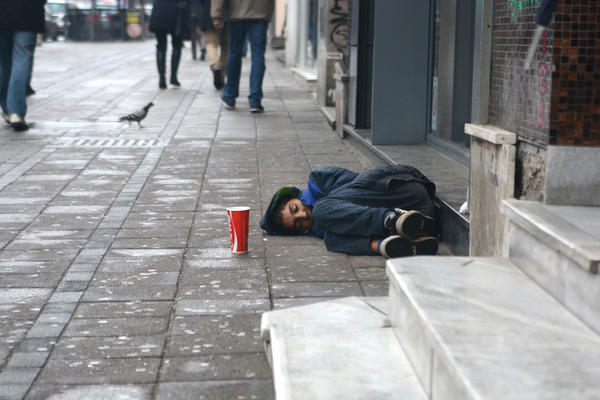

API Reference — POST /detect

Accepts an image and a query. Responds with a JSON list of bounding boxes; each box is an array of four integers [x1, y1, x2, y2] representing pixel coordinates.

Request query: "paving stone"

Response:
[[354, 266, 388, 281], [52, 335, 164, 359], [15, 338, 56, 354], [82, 286, 177, 302], [269, 258, 356, 283], [155, 380, 274, 400], [160, 353, 271, 381], [183, 257, 266, 270], [174, 299, 270, 316], [73, 301, 173, 319], [116, 228, 190, 239], [37, 358, 160, 385], [0, 273, 63, 288], [165, 314, 262, 356], [0, 320, 34, 345], [179, 268, 267, 287], [25, 383, 154, 400], [271, 281, 363, 298], [360, 281, 389, 297], [0, 260, 65, 274], [63, 317, 168, 337], [6, 352, 49, 368], [0, 384, 29, 400], [27, 323, 65, 338], [272, 297, 340, 309], [0, 367, 40, 384], [90, 271, 179, 287]]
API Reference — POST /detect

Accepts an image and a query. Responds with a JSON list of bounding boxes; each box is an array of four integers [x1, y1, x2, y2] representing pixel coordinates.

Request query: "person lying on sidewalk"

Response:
[[260, 165, 439, 259]]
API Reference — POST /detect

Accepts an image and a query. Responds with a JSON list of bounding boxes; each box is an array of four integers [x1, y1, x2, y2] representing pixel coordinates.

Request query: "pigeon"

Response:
[[119, 102, 153, 127]]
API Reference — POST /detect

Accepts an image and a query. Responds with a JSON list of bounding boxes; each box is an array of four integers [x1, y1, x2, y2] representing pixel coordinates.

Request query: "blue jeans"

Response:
[[313, 181, 437, 256], [222, 20, 267, 106], [0, 30, 36, 116]]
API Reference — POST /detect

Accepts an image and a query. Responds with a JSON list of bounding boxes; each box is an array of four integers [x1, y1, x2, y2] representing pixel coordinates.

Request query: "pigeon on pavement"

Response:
[[119, 102, 153, 127]]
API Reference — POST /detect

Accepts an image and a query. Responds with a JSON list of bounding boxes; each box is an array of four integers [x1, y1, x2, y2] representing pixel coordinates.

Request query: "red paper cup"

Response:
[[226, 207, 250, 253]]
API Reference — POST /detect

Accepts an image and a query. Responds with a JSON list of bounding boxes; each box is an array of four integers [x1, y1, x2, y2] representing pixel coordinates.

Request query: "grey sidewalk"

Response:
[[0, 41, 445, 399]]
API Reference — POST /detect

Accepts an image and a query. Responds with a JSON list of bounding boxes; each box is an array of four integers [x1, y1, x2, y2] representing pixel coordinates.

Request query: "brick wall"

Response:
[[489, 0, 552, 146]]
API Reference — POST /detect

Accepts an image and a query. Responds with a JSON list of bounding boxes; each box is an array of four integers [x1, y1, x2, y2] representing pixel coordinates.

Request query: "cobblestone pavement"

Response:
[[0, 40, 434, 399]]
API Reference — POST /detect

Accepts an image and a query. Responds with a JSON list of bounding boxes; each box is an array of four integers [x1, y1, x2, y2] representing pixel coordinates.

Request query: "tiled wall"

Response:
[[550, 1, 600, 145], [489, 0, 552, 145], [489, 0, 599, 147]]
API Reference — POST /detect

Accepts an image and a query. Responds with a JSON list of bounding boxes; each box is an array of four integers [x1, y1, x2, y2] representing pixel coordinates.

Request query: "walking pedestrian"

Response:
[[0, 0, 45, 131], [194, 0, 227, 90], [189, 0, 206, 61], [260, 165, 439, 259], [149, 0, 191, 89], [211, 0, 274, 113]]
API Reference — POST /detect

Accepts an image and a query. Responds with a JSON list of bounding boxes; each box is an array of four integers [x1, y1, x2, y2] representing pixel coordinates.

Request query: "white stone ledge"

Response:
[[465, 123, 517, 145]]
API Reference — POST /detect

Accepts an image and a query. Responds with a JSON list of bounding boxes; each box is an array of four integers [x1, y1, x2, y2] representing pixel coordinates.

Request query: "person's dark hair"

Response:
[[270, 195, 295, 234]]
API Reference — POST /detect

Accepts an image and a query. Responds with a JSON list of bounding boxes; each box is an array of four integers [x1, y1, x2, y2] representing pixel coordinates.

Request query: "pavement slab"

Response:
[[0, 40, 446, 398]]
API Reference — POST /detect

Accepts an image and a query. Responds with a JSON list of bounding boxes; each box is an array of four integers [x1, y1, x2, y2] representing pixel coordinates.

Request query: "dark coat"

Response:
[[149, 0, 191, 34], [0, 0, 45, 33], [190, 0, 214, 31]]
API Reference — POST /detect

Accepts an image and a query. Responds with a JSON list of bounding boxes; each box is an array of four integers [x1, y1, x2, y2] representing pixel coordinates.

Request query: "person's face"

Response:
[[281, 198, 314, 233]]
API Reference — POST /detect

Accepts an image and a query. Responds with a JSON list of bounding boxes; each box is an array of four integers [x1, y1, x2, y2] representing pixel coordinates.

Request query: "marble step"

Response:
[[387, 256, 600, 400], [260, 297, 426, 400], [502, 199, 600, 333]]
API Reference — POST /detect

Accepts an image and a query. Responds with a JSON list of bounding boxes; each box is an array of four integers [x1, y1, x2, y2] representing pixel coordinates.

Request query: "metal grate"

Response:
[[54, 138, 165, 148]]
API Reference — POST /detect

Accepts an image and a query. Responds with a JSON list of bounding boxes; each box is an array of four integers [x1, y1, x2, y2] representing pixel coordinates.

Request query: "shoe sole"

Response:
[[396, 210, 436, 239], [249, 108, 263, 113], [220, 98, 235, 110], [11, 122, 28, 131], [380, 235, 438, 259]]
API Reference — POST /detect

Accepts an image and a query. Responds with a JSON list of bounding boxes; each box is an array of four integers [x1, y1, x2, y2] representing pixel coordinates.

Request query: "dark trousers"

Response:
[[155, 31, 183, 52]]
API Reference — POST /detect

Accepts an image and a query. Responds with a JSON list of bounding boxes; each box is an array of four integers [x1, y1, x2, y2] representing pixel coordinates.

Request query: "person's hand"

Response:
[[213, 20, 224, 31]]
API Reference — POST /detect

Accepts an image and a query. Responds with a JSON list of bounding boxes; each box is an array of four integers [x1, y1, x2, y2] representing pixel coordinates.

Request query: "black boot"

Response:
[[156, 50, 167, 89], [200, 48, 206, 61], [170, 47, 182, 86]]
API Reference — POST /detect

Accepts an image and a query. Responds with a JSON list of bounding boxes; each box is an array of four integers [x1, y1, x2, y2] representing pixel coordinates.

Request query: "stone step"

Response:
[[502, 199, 600, 333], [260, 297, 427, 400], [387, 256, 600, 400]]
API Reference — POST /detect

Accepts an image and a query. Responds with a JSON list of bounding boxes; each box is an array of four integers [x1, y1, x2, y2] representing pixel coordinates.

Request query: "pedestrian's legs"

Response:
[[155, 32, 167, 89], [222, 21, 248, 103], [6, 31, 36, 117], [0, 30, 13, 115], [204, 29, 220, 70], [205, 28, 225, 89], [191, 24, 199, 59], [218, 28, 228, 71], [246, 21, 267, 107], [170, 34, 183, 86]]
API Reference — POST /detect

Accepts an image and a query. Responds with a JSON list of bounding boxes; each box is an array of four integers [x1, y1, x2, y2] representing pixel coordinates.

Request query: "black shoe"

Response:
[[385, 208, 436, 239], [379, 235, 438, 259], [26, 85, 35, 96], [170, 77, 181, 87], [213, 69, 224, 90], [249, 104, 264, 113], [159, 76, 167, 89], [200, 48, 206, 61]]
